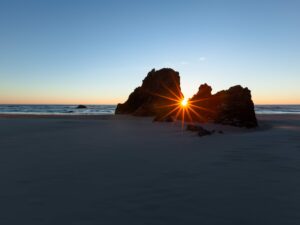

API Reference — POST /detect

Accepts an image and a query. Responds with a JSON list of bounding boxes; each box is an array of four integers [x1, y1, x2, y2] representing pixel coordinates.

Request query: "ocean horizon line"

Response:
[[0, 103, 300, 106], [1, 104, 300, 115]]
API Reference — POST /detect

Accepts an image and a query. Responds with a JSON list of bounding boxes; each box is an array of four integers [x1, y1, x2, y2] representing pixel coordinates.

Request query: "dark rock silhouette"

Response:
[[77, 105, 87, 109], [192, 83, 212, 99], [186, 124, 213, 136], [115, 68, 183, 117], [189, 84, 257, 128], [153, 115, 176, 122], [186, 124, 200, 132], [198, 127, 213, 137], [116, 68, 257, 128]]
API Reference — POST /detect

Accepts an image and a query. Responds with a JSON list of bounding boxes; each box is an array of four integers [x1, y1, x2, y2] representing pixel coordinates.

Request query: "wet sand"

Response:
[[0, 114, 299, 224]]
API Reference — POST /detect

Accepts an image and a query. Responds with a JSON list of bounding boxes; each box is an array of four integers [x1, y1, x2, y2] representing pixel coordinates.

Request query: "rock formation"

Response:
[[77, 105, 87, 109], [116, 68, 258, 128], [189, 84, 257, 128], [115, 68, 183, 117]]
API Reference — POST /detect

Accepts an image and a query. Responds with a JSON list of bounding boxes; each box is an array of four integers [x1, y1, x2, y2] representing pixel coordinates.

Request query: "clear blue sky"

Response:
[[0, 0, 299, 104]]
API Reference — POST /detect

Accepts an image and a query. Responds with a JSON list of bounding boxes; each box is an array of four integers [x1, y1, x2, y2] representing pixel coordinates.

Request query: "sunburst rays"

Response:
[[181, 98, 188, 106], [153, 81, 215, 128]]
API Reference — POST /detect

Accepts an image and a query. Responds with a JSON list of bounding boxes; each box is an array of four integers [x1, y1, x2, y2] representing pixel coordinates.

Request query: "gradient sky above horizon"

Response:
[[0, 0, 299, 104]]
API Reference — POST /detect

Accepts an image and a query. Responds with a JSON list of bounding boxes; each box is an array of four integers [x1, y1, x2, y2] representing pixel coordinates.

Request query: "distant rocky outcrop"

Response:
[[77, 105, 87, 109], [115, 68, 183, 117], [116, 68, 257, 128]]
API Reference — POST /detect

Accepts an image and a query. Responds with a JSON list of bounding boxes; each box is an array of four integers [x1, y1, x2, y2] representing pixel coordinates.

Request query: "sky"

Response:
[[0, 0, 299, 104]]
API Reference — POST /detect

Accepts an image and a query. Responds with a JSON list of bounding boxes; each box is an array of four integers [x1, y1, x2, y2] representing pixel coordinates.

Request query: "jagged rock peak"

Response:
[[115, 68, 183, 117]]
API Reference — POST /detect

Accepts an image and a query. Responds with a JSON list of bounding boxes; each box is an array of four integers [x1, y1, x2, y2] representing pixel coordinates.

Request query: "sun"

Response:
[[181, 98, 188, 107], [152, 82, 213, 128]]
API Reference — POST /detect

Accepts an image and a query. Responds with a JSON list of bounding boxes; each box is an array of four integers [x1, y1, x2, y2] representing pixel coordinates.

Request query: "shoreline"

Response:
[[1, 113, 299, 134], [0, 112, 299, 121]]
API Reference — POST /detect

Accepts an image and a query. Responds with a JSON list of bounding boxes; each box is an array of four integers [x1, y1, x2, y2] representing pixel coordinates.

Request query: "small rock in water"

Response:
[[218, 130, 224, 134], [77, 105, 87, 109]]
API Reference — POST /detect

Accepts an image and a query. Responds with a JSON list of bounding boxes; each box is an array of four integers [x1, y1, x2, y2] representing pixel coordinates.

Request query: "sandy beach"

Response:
[[0, 114, 299, 224]]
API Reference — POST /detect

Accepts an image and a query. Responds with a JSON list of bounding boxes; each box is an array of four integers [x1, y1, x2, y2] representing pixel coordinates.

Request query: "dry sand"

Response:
[[0, 114, 299, 224]]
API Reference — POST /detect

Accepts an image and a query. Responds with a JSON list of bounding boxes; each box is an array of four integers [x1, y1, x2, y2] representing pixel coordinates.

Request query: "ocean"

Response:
[[0, 105, 116, 115], [0, 104, 299, 115], [255, 105, 300, 114]]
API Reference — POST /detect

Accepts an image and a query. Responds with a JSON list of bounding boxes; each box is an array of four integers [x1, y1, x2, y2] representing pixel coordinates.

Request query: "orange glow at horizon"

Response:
[[1, 96, 299, 105], [0, 90, 299, 105], [0, 96, 123, 105]]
